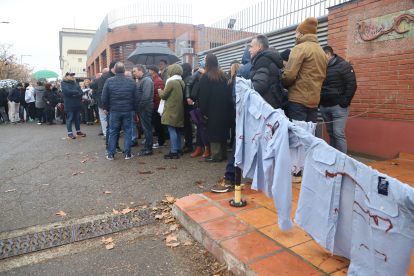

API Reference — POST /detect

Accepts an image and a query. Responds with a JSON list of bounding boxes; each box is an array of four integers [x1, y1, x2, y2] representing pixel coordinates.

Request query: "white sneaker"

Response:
[[292, 175, 302, 183], [153, 142, 165, 148], [125, 154, 135, 160]]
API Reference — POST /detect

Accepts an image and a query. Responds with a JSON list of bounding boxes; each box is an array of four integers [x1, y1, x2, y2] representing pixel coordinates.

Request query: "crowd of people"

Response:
[[0, 17, 357, 193]]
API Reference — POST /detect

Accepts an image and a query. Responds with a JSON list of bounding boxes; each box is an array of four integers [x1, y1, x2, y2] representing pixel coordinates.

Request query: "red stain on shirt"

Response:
[[354, 201, 393, 233], [325, 171, 370, 203]]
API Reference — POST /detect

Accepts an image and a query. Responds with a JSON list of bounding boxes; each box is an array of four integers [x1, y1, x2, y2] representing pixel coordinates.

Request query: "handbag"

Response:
[[157, 99, 165, 115], [190, 82, 200, 101]]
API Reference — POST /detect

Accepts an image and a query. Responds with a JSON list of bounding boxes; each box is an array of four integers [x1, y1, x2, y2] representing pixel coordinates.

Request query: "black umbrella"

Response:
[[127, 43, 180, 65]]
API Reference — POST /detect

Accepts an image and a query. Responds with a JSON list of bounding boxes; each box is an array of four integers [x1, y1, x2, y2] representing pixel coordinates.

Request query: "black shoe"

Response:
[[98, 132, 104, 135], [177, 150, 183, 156], [86, 122, 90, 125], [116, 147, 124, 154], [47, 122, 52, 125], [164, 152, 179, 159], [41, 121, 46, 124], [51, 122, 56, 125], [61, 121, 66, 124], [131, 141, 138, 147], [140, 147, 147, 152], [139, 149, 153, 156], [204, 158, 222, 163], [90, 122, 93, 125]]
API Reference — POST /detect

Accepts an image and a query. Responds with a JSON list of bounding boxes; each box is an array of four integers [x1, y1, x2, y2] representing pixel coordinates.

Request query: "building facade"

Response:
[[59, 28, 96, 78]]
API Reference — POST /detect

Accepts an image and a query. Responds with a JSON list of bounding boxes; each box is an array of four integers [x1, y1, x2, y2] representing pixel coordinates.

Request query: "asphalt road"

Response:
[[0, 122, 229, 232]]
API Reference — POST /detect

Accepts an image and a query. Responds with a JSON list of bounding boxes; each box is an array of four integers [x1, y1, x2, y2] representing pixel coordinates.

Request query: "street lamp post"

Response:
[[0, 22, 10, 24], [21, 55, 31, 65]]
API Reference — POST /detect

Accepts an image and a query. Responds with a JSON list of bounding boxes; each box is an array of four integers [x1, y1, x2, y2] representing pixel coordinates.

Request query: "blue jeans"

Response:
[[137, 108, 153, 151], [66, 111, 80, 134], [320, 105, 350, 154], [224, 139, 236, 184], [132, 113, 137, 142], [167, 125, 181, 153], [19, 105, 29, 120], [108, 111, 133, 156]]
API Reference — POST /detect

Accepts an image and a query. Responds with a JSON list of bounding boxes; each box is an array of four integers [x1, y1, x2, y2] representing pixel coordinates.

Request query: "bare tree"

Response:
[[0, 43, 34, 82]]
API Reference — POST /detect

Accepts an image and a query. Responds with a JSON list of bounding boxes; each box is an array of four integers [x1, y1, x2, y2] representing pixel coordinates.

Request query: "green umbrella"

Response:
[[32, 70, 59, 78]]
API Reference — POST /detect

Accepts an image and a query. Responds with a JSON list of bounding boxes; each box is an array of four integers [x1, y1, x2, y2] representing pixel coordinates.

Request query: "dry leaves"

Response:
[[112, 209, 119, 215], [101, 237, 114, 250], [139, 161, 146, 164], [103, 191, 112, 194], [152, 207, 158, 211], [4, 189, 16, 193], [55, 211, 67, 216], [170, 225, 178, 231], [66, 153, 70, 155], [163, 230, 172, 235], [120, 203, 127, 206], [130, 202, 135, 205], [80, 171, 85, 174], [172, 166, 177, 169], [122, 207, 133, 214], [165, 236, 177, 243], [157, 150, 163, 153], [166, 242, 180, 248], [71, 173, 78, 176], [165, 218, 175, 224], [184, 241, 193, 246], [142, 205, 148, 209], [139, 171, 153, 174], [195, 180, 205, 184], [105, 243, 115, 250], [156, 167, 166, 170], [199, 186, 204, 189]]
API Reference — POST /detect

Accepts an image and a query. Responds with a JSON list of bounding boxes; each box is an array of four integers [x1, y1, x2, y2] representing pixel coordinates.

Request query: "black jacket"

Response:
[[97, 71, 115, 108], [199, 74, 232, 142], [185, 69, 202, 99], [101, 73, 141, 113], [0, 88, 8, 107], [181, 63, 192, 103], [8, 87, 21, 103], [250, 49, 284, 109], [61, 77, 83, 112], [19, 88, 27, 106], [42, 89, 58, 107], [320, 55, 357, 107]]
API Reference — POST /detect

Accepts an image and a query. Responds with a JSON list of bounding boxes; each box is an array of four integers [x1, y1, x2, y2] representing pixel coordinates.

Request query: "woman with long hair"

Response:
[[199, 54, 232, 162], [42, 83, 57, 125], [82, 79, 94, 125]]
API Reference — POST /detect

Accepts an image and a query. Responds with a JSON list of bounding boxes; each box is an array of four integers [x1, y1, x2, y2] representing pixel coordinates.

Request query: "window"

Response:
[[78, 58, 82, 63]]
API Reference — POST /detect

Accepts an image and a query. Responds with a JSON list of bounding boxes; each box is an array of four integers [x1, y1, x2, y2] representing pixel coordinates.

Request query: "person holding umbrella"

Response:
[[61, 72, 86, 139]]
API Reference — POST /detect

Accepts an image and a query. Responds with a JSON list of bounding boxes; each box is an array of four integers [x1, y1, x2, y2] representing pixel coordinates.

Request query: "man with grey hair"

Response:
[[249, 35, 284, 109], [102, 62, 141, 160], [133, 64, 154, 156], [97, 66, 115, 138]]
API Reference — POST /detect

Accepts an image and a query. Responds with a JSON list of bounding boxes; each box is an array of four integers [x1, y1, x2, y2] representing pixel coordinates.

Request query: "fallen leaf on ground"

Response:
[[152, 207, 158, 211], [172, 166, 177, 169], [165, 236, 178, 243], [103, 191, 112, 194], [79, 171, 85, 174], [166, 196, 175, 203], [128, 173, 131, 175], [4, 189, 16, 193], [165, 218, 175, 224], [139, 161, 146, 164], [139, 171, 153, 174], [101, 237, 113, 243], [157, 167, 166, 170], [195, 180, 205, 184], [156, 232, 159, 236], [120, 203, 127, 206], [55, 211, 67, 216], [72, 173, 78, 176], [130, 202, 135, 205], [157, 150, 163, 153], [122, 208, 133, 214], [199, 186, 204, 189], [79, 152, 84, 154], [155, 214, 166, 219], [184, 241, 193, 246], [170, 225, 178, 231], [94, 153, 98, 155], [139, 201, 145, 204], [113, 209, 119, 214], [163, 230, 171, 235], [43, 184, 49, 186], [66, 153, 70, 155], [106, 243, 114, 250], [152, 238, 157, 241], [142, 205, 148, 208], [391, 162, 399, 166], [166, 242, 180, 248]]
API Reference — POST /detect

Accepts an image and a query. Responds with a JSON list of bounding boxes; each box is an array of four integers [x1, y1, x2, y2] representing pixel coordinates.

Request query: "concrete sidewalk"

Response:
[[173, 153, 414, 275]]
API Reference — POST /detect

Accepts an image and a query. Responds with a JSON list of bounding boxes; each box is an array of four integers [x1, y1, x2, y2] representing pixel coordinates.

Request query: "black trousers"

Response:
[[44, 105, 55, 123], [82, 102, 94, 123], [36, 107, 45, 121], [27, 103, 36, 120], [152, 109, 165, 145], [183, 103, 193, 148]]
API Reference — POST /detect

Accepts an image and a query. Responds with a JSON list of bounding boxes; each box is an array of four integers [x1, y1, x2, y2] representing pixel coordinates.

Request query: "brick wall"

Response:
[[327, 0, 414, 121]]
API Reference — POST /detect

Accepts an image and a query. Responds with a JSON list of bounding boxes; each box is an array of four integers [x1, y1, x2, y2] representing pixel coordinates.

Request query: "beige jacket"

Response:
[[281, 34, 328, 108]]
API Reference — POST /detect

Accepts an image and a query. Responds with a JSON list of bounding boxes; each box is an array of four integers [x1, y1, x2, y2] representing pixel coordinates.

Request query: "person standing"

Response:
[[281, 17, 328, 123], [19, 83, 30, 122], [61, 72, 86, 139], [34, 81, 47, 124], [102, 62, 140, 160], [199, 54, 232, 163], [133, 64, 154, 156], [25, 84, 36, 122], [0, 88, 10, 123], [320, 46, 357, 154], [146, 65, 166, 149], [82, 79, 94, 125], [180, 63, 194, 154], [8, 83, 22, 124], [42, 83, 58, 125], [158, 64, 185, 159], [90, 72, 102, 129], [97, 67, 114, 138], [158, 60, 169, 83]]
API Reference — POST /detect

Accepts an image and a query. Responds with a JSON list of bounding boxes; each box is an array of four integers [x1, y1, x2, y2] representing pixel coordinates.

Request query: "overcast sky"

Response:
[[1, 0, 261, 78]]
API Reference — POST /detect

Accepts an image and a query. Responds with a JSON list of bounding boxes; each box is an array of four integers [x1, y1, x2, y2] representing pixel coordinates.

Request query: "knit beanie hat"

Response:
[[280, 49, 291, 61], [146, 64, 159, 73], [297, 17, 318, 34], [109, 61, 118, 70]]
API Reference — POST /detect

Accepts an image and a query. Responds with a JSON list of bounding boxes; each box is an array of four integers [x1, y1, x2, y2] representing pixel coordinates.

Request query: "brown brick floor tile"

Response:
[[200, 216, 252, 240], [174, 194, 209, 210], [235, 207, 278, 229], [216, 198, 259, 213], [259, 223, 312, 248], [184, 204, 228, 223]]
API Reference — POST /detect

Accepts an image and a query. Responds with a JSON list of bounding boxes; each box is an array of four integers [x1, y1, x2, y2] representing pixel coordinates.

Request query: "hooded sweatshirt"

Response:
[[25, 86, 35, 103]]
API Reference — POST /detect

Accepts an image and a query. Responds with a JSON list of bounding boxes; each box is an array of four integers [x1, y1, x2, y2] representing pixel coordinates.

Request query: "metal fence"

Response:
[[198, 0, 352, 52], [87, 2, 193, 59]]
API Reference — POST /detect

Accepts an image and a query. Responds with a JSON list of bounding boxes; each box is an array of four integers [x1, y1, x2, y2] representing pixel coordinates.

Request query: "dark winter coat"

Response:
[[250, 49, 284, 109], [42, 89, 58, 107], [34, 86, 47, 108], [320, 55, 357, 108], [61, 77, 83, 112], [19, 88, 27, 106], [199, 74, 232, 142], [181, 63, 192, 99], [185, 69, 202, 99], [152, 74, 165, 110], [90, 78, 99, 104], [0, 88, 8, 107], [8, 87, 21, 103], [137, 71, 154, 111], [97, 71, 115, 108], [102, 73, 141, 113]]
